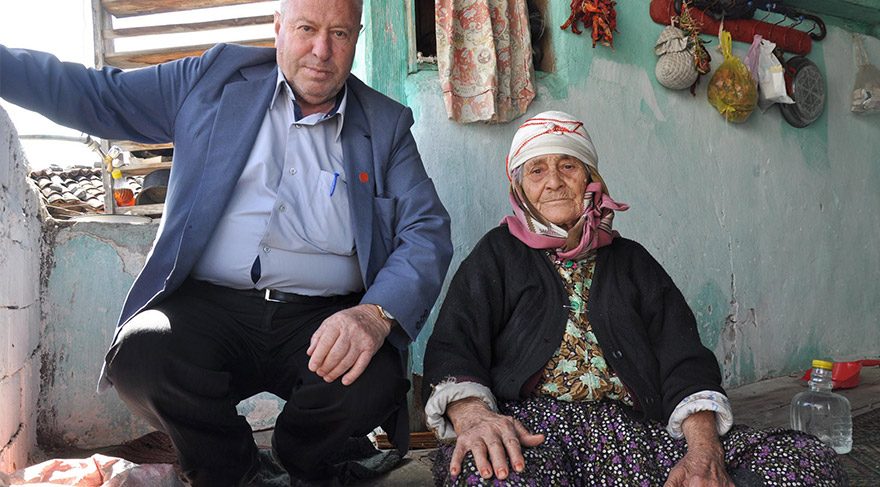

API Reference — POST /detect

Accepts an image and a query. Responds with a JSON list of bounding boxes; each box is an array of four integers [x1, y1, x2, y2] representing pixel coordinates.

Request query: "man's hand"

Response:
[[665, 410, 734, 487], [446, 397, 545, 480], [307, 304, 392, 385]]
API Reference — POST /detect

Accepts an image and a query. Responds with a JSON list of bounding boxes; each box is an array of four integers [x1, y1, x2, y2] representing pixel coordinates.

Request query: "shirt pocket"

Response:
[[273, 169, 355, 256]]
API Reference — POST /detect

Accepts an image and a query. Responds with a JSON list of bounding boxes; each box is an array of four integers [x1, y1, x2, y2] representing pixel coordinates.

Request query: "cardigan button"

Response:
[[612, 350, 623, 359]]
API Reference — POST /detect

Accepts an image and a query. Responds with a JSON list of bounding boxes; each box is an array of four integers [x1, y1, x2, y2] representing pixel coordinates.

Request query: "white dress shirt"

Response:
[[192, 70, 363, 296]]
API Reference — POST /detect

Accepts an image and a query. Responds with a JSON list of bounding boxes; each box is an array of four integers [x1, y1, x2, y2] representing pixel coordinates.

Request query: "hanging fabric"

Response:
[[436, 0, 536, 124]]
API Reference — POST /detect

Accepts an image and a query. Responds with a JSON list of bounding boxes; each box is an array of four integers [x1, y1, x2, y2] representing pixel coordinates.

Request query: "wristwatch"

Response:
[[374, 304, 396, 324]]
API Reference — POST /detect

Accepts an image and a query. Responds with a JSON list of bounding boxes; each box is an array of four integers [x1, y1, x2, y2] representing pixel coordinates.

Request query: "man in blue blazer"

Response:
[[1, 0, 452, 484]]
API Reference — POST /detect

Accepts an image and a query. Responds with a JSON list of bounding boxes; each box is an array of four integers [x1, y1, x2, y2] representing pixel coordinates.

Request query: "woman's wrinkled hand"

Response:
[[664, 448, 735, 487], [445, 397, 545, 480], [665, 410, 735, 486]]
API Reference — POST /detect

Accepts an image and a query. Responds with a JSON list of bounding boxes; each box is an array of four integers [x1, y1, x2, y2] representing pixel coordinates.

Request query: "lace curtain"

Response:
[[436, 0, 536, 124]]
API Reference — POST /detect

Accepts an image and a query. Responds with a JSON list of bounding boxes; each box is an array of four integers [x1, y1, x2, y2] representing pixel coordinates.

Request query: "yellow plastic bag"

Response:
[[707, 31, 758, 122]]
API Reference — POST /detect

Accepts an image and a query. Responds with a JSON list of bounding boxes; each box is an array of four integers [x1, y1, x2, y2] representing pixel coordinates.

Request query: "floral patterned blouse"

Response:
[[537, 252, 634, 405]]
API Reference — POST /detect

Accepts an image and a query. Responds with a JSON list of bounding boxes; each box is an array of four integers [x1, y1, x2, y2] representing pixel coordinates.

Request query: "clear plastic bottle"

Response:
[[100, 146, 134, 207], [790, 359, 852, 454]]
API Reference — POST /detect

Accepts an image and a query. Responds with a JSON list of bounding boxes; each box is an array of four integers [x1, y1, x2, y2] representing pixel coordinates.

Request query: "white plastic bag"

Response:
[[851, 34, 880, 114], [757, 39, 794, 111]]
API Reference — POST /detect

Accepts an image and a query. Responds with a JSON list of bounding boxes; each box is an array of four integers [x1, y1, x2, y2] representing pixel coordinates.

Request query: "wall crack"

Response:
[[1, 423, 24, 452], [0, 343, 42, 384]]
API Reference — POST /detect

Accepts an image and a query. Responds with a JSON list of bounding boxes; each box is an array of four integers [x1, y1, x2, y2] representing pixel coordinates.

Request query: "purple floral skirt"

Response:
[[432, 397, 847, 486]]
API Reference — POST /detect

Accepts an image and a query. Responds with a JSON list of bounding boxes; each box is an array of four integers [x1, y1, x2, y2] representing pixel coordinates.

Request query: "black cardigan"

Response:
[[423, 226, 725, 424]]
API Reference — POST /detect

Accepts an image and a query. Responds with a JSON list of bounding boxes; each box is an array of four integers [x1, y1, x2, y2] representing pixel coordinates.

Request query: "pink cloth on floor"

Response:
[[0, 454, 179, 486]]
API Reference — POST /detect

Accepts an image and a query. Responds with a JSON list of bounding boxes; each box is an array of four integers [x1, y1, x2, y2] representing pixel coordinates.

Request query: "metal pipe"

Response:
[[17, 134, 90, 144]]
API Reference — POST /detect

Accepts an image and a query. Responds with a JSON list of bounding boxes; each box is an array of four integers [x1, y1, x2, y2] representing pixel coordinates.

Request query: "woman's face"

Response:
[[521, 154, 588, 230]]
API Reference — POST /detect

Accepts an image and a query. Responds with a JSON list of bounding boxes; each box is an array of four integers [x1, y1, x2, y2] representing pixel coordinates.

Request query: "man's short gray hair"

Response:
[[279, 0, 364, 18]]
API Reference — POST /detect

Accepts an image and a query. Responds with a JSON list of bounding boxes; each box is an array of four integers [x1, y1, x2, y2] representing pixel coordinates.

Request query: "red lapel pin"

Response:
[[359, 172, 369, 183]]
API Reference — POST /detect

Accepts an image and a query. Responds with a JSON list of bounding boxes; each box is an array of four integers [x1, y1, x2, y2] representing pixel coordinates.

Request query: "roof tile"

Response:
[[28, 165, 146, 219]]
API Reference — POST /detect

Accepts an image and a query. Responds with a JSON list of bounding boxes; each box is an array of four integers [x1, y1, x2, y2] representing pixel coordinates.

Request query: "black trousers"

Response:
[[104, 279, 410, 486]]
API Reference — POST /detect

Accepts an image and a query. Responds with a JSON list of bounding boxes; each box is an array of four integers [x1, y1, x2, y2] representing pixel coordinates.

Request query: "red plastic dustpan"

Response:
[[800, 359, 880, 389]]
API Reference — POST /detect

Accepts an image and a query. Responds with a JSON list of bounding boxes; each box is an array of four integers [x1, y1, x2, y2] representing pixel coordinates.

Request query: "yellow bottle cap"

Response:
[[812, 359, 833, 370], [111, 169, 123, 179]]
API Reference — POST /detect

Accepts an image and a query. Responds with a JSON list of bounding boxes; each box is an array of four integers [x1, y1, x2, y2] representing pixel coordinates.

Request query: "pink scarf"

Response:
[[502, 181, 629, 260]]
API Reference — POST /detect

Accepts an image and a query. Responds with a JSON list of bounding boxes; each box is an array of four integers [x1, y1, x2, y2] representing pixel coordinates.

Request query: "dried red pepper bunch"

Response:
[[674, 1, 711, 75], [671, 0, 712, 94], [561, 0, 618, 48]]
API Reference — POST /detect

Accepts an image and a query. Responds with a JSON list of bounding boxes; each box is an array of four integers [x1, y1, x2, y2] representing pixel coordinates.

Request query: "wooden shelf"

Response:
[[101, 0, 264, 18], [104, 38, 274, 68], [118, 203, 165, 216], [119, 159, 172, 176], [105, 14, 273, 39], [109, 140, 172, 153], [93, 0, 275, 215]]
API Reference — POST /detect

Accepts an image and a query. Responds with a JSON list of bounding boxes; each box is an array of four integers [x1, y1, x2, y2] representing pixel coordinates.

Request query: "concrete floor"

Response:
[[37, 367, 880, 485], [726, 365, 880, 430]]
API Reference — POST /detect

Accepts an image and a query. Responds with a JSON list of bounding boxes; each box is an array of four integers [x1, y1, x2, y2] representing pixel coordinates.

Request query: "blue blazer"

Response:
[[1, 43, 453, 370]]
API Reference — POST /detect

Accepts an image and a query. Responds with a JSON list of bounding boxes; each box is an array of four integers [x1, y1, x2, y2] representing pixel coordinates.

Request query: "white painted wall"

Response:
[[0, 108, 43, 472]]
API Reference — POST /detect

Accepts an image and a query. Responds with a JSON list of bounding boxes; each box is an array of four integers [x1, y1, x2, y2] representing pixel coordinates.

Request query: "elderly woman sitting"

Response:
[[422, 111, 846, 486]]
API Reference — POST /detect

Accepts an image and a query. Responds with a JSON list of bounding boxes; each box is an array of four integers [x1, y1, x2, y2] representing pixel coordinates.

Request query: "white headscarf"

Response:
[[501, 110, 628, 261], [506, 110, 599, 179]]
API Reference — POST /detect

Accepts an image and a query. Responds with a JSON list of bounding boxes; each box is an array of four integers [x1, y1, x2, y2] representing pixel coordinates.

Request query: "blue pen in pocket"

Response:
[[329, 171, 340, 196]]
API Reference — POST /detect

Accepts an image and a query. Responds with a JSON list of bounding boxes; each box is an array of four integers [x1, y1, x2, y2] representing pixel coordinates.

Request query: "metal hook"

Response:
[[803, 13, 826, 41], [757, 3, 773, 23]]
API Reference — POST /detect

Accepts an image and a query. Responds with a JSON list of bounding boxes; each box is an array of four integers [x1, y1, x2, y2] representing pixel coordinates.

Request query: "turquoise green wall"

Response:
[[39, 222, 156, 448], [391, 4, 880, 387], [360, 0, 409, 103]]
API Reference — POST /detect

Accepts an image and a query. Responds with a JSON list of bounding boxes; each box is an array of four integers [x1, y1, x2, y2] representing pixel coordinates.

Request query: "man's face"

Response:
[[274, 0, 360, 115]]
